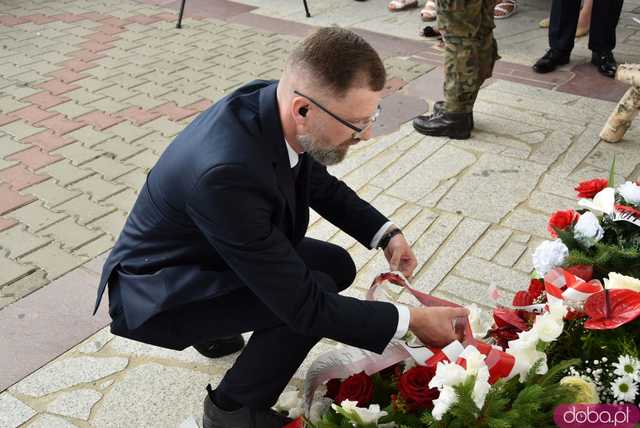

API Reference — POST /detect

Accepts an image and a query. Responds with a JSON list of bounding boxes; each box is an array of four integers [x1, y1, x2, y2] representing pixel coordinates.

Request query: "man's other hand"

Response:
[[384, 231, 417, 278], [408, 306, 470, 348]]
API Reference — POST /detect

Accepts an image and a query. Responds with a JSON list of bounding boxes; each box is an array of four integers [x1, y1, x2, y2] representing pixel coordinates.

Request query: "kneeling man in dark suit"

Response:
[[94, 27, 468, 428]]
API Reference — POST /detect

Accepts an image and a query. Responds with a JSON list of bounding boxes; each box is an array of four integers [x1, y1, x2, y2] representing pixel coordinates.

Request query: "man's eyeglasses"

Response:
[[294, 90, 381, 139]]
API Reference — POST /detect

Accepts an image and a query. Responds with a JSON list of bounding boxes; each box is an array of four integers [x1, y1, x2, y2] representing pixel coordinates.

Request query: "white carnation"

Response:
[[618, 181, 640, 205], [532, 239, 569, 276], [573, 211, 604, 247]]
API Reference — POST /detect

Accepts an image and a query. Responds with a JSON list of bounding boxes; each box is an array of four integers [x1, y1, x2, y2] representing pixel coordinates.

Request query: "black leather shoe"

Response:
[[532, 49, 570, 73], [591, 51, 617, 78], [193, 335, 245, 358], [433, 101, 474, 128], [413, 111, 473, 139], [203, 388, 292, 428]]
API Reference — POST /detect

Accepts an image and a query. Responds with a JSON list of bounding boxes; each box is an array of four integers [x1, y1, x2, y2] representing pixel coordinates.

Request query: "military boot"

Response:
[[413, 110, 473, 140], [432, 101, 474, 128]]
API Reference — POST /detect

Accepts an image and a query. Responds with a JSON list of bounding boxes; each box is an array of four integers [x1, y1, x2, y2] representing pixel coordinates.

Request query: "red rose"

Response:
[[547, 209, 580, 237], [575, 178, 608, 199], [527, 278, 545, 300], [398, 366, 439, 411], [335, 372, 373, 406], [325, 378, 341, 400]]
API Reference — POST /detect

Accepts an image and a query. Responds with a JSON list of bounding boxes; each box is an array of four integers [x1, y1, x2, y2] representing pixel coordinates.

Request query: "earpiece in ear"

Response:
[[299, 106, 308, 117]]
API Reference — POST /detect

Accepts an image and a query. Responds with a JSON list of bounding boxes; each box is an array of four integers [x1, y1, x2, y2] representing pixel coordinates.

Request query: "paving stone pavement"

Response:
[[1, 0, 639, 426]]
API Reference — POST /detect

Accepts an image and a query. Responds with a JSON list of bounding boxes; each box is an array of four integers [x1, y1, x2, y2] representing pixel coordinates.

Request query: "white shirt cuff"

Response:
[[392, 303, 410, 339], [370, 221, 395, 249]]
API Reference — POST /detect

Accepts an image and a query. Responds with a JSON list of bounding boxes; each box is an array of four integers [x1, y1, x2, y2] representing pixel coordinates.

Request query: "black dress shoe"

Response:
[[532, 49, 570, 74], [433, 101, 474, 128], [413, 111, 473, 139], [193, 335, 245, 358], [591, 51, 617, 78], [203, 389, 292, 428]]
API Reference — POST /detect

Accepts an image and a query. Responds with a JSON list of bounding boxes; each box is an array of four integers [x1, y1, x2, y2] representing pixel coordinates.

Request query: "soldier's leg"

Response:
[[443, 36, 479, 113], [438, 0, 483, 113]]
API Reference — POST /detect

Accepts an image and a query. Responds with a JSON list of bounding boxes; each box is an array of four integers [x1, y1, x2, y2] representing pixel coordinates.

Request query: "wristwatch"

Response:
[[377, 227, 403, 250]]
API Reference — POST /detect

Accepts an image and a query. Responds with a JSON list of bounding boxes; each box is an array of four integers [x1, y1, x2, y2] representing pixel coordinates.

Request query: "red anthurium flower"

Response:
[[493, 308, 529, 331], [584, 289, 640, 330], [575, 178, 608, 199], [547, 210, 580, 238], [335, 372, 374, 407]]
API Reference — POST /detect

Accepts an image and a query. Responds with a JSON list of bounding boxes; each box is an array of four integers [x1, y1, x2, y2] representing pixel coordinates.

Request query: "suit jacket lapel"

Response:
[[259, 82, 297, 229]]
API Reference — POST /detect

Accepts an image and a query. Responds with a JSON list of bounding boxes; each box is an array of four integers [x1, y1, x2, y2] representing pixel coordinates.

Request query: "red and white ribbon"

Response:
[[544, 268, 603, 302]]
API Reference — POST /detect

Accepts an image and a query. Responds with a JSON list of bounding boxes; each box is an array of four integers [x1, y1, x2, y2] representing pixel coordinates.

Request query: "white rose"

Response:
[[618, 181, 640, 205], [530, 312, 564, 342], [546, 296, 568, 321], [573, 211, 604, 247], [532, 239, 569, 276], [605, 272, 640, 292], [507, 328, 540, 351], [429, 361, 468, 390], [431, 386, 457, 421]]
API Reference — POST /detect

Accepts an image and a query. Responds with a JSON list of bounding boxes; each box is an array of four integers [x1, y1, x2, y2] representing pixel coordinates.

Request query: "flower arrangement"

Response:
[[279, 163, 640, 427]]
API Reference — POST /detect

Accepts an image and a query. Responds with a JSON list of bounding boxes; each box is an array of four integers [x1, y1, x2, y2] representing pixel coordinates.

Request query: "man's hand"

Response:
[[384, 231, 417, 278], [408, 306, 470, 348]]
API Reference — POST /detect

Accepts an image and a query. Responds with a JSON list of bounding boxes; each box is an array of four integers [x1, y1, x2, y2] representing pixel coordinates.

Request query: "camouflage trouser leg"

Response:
[[437, 0, 499, 113]]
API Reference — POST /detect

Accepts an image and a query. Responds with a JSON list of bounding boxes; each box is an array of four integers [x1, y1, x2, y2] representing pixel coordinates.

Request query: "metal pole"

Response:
[[303, 0, 311, 17], [176, 0, 186, 29]]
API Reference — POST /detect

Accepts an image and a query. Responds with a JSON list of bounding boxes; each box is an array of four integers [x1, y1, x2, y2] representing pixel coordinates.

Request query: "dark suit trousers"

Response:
[[549, 0, 623, 53], [110, 237, 357, 408]]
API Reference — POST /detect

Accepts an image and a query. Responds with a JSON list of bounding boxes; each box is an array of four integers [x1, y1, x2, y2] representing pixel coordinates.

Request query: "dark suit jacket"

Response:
[[94, 80, 398, 353]]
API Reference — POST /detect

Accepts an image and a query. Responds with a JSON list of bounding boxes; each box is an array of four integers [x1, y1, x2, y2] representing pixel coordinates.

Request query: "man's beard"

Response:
[[297, 133, 353, 166]]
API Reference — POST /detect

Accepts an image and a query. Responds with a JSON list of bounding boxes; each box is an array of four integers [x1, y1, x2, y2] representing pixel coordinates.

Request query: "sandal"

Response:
[[539, 17, 549, 28], [388, 0, 418, 11], [494, 0, 517, 19], [420, 0, 437, 21]]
